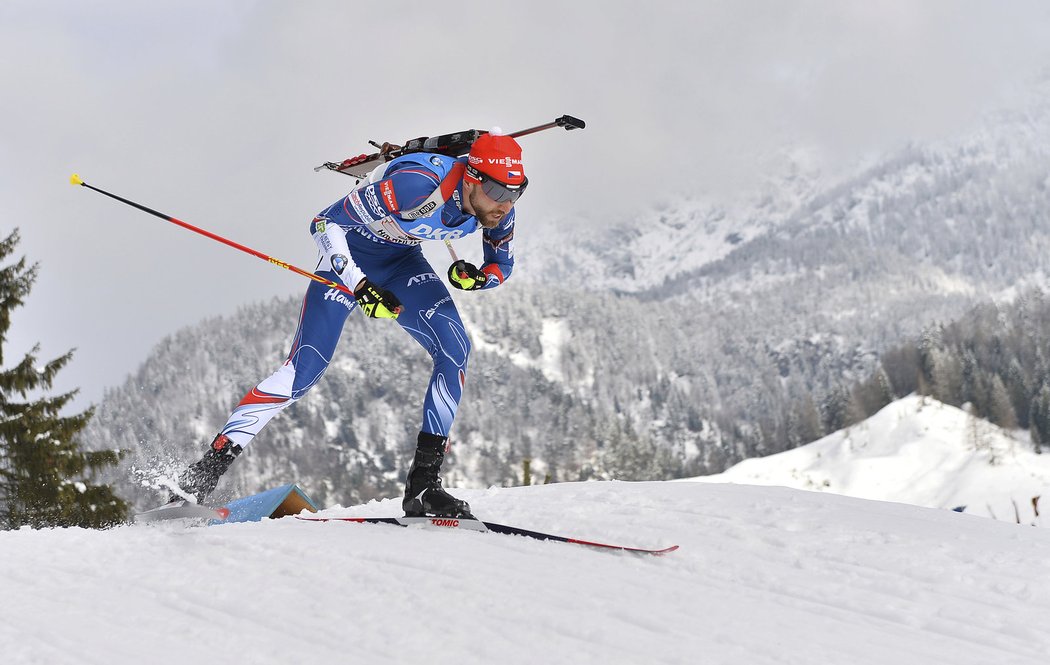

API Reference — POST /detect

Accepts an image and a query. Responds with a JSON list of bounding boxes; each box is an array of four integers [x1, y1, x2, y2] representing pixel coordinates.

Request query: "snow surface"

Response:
[[3, 480, 1050, 664], [692, 396, 1050, 525]]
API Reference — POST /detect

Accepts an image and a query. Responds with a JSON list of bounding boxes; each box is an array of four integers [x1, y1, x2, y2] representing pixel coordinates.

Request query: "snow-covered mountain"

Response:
[[518, 146, 825, 294], [3, 481, 1049, 665], [519, 80, 1050, 300], [692, 395, 1050, 525]]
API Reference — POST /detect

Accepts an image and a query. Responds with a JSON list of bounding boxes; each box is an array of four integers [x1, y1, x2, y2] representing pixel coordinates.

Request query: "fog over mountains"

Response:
[[85, 79, 1050, 511]]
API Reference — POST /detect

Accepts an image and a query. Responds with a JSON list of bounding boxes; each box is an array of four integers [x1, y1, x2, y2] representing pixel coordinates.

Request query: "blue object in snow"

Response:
[[219, 483, 319, 524]]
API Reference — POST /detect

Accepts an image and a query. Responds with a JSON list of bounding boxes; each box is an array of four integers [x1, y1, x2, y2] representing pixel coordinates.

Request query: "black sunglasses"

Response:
[[467, 165, 528, 203]]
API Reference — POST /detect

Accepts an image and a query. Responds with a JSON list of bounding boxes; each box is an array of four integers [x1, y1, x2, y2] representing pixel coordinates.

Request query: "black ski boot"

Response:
[[168, 433, 243, 504], [403, 432, 474, 519]]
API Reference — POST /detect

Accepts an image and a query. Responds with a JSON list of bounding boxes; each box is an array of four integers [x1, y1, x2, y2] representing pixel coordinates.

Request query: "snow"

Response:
[[463, 315, 569, 384], [3, 480, 1050, 664], [691, 396, 1050, 525], [538, 317, 568, 383]]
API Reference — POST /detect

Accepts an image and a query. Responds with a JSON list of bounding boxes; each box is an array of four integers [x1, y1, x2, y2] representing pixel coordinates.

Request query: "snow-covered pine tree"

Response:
[[0, 230, 128, 529]]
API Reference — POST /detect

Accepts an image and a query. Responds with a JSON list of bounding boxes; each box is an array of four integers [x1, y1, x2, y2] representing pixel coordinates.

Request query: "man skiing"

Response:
[[169, 132, 526, 519]]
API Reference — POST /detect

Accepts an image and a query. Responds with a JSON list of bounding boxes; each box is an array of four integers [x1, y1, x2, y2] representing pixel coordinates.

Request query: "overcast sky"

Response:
[[3, 1, 1050, 409]]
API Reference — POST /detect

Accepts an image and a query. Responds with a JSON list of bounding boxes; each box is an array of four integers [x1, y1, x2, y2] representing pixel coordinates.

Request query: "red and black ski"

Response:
[[295, 515, 678, 555]]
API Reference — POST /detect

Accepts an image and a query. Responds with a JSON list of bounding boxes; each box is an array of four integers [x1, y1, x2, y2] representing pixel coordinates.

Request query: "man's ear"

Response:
[[459, 179, 475, 214]]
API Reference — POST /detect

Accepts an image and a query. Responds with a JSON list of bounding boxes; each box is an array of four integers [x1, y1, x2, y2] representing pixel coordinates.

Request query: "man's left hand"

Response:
[[448, 260, 488, 291], [354, 278, 403, 318]]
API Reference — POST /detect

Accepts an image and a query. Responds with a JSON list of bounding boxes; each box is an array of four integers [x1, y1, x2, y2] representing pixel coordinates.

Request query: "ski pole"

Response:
[[69, 174, 355, 296], [444, 239, 460, 262]]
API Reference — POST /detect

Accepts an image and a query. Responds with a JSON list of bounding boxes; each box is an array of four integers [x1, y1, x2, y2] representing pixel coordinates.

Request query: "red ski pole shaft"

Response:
[[70, 174, 355, 296]]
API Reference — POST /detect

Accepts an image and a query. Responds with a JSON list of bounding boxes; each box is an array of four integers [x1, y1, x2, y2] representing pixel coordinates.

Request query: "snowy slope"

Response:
[[692, 396, 1050, 524], [3, 481, 1049, 665]]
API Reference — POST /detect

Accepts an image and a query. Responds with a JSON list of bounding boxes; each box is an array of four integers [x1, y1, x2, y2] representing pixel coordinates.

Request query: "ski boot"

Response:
[[403, 432, 474, 519], [168, 433, 243, 504]]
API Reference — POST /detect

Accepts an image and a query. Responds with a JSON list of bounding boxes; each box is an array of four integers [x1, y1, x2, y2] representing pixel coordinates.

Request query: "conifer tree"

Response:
[[0, 229, 127, 529], [1029, 385, 1050, 451]]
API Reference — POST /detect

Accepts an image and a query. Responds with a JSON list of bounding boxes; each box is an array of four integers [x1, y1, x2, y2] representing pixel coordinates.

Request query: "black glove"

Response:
[[354, 278, 403, 319], [447, 260, 488, 291]]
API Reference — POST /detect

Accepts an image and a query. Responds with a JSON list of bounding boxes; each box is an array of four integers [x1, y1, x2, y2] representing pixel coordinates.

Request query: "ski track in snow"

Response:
[[2, 481, 1049, 665]]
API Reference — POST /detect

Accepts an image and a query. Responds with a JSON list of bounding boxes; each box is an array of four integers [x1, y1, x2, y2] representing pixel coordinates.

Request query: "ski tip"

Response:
[[69, 173, 84, 186]]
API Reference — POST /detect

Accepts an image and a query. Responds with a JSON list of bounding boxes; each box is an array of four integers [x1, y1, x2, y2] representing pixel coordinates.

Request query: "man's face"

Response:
[[465, 181, 514, 229]]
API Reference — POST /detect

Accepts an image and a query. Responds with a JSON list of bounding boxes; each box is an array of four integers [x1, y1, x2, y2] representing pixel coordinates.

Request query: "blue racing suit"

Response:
[[217, 153, 516, 447]]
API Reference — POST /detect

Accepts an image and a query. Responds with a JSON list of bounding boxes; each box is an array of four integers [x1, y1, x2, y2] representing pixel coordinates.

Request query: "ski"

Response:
[[295, 515, 679, 555], [135, 500, 231, 523]]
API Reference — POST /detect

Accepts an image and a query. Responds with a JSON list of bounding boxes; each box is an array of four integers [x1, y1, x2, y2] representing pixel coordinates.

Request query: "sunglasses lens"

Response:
[[481, 176, 527, 203]]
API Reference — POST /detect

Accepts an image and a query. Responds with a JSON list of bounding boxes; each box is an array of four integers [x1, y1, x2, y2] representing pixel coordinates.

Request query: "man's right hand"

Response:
[[354, 278, 403, 319]]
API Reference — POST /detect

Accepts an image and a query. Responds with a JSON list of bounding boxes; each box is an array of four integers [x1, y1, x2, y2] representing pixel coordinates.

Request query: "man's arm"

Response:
[[310, 215, 365, 290], [308, 215, 401, 318]]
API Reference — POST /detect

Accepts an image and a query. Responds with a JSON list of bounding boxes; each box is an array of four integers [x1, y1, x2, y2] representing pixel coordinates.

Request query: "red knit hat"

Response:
[[466, 133, 525, 186]]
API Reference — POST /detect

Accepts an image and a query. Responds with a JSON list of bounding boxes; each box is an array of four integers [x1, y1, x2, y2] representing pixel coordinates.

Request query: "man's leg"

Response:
[[220, 274, 355, 446], [172, 271, 355, 503], [380, 254, 475, 517]]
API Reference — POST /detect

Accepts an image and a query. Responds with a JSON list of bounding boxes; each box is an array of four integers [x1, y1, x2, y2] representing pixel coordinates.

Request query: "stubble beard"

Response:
[[469, 187, 505, 229]]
